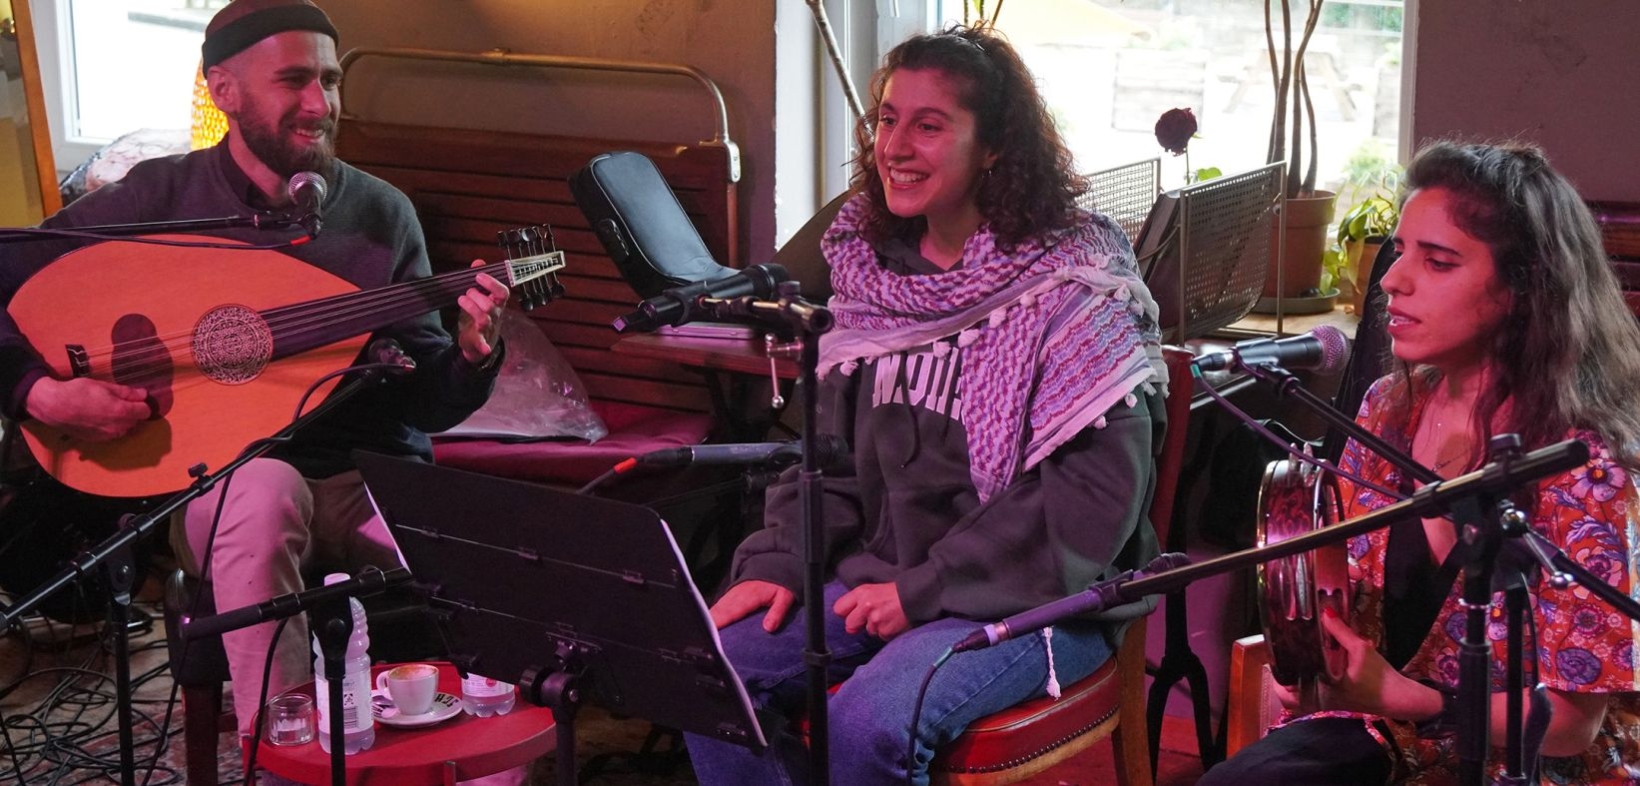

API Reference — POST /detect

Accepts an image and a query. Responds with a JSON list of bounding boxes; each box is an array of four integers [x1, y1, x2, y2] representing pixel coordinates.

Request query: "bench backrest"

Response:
[[336, 120, 740, 414]]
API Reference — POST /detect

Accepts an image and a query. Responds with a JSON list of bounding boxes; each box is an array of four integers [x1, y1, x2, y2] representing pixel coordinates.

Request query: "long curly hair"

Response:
[[1393, 140, 1640, 466], [848, 25, 1087, 251]]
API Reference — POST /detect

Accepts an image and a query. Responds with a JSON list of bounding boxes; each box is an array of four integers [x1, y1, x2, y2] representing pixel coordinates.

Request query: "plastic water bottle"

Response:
[[460, 673, 516, 717], [312, 573, 375, 754]]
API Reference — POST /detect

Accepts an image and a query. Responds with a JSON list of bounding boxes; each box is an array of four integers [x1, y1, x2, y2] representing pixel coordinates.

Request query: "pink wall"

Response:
[[1411, 0, 1640, 202]]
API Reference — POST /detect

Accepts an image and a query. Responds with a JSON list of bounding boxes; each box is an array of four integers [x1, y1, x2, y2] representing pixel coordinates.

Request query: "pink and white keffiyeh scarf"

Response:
[[819, 194, 1166, 501]]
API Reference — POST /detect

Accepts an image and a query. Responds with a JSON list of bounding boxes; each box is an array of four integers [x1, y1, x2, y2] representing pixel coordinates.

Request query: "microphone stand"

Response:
[[699, 281, 835, 785], [0, 365, 398, 786]]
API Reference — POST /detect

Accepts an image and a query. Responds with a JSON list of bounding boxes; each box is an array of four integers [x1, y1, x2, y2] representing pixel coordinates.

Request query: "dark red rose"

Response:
[[1155, 108, 1197, 156]]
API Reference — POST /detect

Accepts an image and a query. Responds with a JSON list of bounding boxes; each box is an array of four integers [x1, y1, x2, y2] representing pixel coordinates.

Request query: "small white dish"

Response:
[[372, 690, 461, 728]]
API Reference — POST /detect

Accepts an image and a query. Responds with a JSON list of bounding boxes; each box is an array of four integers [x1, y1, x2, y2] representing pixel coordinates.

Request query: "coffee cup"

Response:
[[376, 663, 439, 716]]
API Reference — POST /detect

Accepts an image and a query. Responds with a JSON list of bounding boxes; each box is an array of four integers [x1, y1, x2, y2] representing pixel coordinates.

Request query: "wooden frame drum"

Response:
[[1255, 458, 1351, 687]]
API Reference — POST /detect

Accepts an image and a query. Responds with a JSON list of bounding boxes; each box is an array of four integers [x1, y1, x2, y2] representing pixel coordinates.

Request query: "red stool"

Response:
[[250, 662, 555, 786]]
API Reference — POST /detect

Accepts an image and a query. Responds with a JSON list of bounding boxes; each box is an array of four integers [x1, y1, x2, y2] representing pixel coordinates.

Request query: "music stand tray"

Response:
[[353, 451, 766, 757]]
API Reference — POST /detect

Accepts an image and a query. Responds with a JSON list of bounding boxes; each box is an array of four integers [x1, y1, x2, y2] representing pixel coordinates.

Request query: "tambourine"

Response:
[[1255, 458, 1351, 688]]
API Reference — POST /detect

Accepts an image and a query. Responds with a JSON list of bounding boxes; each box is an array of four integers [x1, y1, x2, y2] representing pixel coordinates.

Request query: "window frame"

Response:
[[28, 0, 103, 172]]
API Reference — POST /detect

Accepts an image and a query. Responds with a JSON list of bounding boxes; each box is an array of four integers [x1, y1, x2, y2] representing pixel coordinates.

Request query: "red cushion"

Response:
[[793, 654, 1122, 773], [932, 655, 1121, 772], [432, 401, 713, 486]]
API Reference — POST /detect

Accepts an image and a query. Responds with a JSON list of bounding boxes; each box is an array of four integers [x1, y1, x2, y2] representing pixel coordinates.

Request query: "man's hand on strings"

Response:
[[25, 377, 150, 442], [458, 259, 510, 366]]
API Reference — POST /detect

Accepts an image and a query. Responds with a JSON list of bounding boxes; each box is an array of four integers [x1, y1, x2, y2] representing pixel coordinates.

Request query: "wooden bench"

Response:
[[1591, 200, 1640, 315], [336, 121, 739, 418]]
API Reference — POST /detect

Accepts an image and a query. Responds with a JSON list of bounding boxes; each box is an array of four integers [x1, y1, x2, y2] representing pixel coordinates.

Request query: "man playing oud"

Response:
[[0, 0, 507, 745]]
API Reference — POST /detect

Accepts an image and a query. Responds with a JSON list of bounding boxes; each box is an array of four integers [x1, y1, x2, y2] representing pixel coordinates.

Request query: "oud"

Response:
[[9, 228, 564, 498]]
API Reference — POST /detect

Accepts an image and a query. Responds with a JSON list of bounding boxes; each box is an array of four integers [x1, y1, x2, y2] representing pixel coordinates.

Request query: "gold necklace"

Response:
[[1432, 449, 1469, 473], [1422, 403, 1472, 474]]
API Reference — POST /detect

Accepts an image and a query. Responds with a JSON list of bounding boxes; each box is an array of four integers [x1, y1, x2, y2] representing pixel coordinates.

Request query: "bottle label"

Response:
[[462, 674, 515, 697], [316, 670, 375, 733]]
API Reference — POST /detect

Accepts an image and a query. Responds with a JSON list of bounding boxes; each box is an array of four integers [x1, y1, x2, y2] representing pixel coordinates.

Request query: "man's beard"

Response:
[[238, 101, 336, 180]]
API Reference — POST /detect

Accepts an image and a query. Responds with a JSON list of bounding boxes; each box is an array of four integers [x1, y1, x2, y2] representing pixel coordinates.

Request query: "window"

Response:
[[31, 0, 208, 171], [918, 0, 1407, 195]]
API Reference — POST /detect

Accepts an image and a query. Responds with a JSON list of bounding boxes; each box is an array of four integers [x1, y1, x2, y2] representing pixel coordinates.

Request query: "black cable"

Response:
[[903, 647, 953, 786], [0, 598, 188, 785], [641, 477, 760, 511], [244, 616, 292, 783], [0, 693, 28, 786], [577, 468, 619, 496]]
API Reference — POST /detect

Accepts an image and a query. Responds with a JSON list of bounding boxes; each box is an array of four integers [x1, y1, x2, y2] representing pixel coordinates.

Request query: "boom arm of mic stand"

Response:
[[1518, 527, 1640, 622], [180, 566, 413, 641], [0, 212, 304, 244], [1038, 439, 1590, 614], [1238, 362, 1440, 485]]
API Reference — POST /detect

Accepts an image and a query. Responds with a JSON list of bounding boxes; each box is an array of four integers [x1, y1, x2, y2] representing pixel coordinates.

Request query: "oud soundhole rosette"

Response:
[[194, 306, 273, 384]]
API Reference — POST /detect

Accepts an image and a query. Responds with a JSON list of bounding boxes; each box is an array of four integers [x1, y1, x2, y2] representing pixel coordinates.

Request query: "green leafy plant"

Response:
[[962, 0, 1006, 28], [1336, 192, 1398, 245], [1327, 173, 1401, 309]]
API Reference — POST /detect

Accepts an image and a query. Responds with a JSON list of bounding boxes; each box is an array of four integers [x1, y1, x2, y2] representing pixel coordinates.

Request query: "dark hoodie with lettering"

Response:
[[728, 239, 1162, 628]]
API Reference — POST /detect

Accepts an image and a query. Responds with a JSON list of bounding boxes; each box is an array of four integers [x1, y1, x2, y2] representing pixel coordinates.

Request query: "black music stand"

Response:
[[352, 451, 766, 786]]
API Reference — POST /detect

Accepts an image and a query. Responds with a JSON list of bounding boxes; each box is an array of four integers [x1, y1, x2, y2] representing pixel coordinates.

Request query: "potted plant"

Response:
[[1261, 0, 1337, 304], [1334, 188, 1399, 312]]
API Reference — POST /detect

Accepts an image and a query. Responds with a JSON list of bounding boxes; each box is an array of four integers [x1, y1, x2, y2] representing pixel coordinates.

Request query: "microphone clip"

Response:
[[297, 212, 323, 239], [696, 281, 833, 336], [366, 338, 417, 376]]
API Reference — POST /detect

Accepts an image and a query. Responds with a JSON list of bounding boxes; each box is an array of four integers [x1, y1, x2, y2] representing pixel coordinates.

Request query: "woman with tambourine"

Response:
[[1204, 141, 1640, 784]]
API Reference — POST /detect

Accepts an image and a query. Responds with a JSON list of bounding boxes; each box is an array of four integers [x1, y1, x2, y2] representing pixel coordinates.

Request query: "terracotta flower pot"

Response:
[[1350, 238, 1385, 314], [1263, 191, 1337, 300]]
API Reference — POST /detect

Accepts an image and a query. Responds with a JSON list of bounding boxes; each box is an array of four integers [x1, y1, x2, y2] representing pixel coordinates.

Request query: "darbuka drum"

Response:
[[1255, 458, 1350, 688]]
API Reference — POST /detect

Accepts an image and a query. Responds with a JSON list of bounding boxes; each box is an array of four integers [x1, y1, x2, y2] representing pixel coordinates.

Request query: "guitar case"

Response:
[[569, 151, 734, 300]]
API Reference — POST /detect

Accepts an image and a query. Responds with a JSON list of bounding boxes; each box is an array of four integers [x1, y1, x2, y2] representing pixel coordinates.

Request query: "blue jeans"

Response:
[[687, 581, 1114, 786]]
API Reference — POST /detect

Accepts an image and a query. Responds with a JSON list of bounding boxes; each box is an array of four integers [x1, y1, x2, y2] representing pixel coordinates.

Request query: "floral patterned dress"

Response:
[[1298, 377, 1640, 784]]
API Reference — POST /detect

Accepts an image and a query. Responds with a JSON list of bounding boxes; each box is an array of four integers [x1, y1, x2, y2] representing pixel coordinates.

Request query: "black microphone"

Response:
[[180, 567, 410, 642], [636, 435, 849, 468], [1192, 325, 1350, 374], [612, 264, 790, 333], [367, 338, 416, 374], [287, 171, 327, 237], [952, 553, 1191, 653]]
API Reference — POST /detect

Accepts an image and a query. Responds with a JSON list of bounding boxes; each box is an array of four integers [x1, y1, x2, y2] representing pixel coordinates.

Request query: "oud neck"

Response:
[[266, 260, 516, 360]]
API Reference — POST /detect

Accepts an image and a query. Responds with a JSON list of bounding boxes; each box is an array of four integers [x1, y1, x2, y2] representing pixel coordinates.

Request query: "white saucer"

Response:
[[372, 690, 461, 728]]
